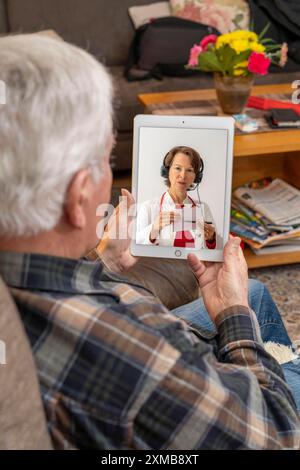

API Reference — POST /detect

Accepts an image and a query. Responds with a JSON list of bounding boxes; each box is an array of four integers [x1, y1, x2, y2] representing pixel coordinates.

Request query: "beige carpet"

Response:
[[250, 264, 300, 353]]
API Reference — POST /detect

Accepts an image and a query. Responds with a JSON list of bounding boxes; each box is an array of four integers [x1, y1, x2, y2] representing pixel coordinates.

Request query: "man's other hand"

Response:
[[97, 189, 137, 272], [187, 236, 249, 322]]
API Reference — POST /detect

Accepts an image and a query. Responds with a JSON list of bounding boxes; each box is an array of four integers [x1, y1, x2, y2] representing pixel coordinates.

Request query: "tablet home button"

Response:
[[175, 250, 182, 257]]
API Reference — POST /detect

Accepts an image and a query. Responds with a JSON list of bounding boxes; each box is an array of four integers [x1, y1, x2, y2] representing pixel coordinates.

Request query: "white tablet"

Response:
[[130, 114, 234, 262]]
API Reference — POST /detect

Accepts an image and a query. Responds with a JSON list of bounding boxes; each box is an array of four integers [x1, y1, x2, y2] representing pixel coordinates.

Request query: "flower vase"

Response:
[[214, 73, 254, 114]]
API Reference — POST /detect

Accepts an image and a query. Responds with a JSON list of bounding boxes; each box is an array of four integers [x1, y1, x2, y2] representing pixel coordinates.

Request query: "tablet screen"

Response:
[[131, 117, 233, 261]]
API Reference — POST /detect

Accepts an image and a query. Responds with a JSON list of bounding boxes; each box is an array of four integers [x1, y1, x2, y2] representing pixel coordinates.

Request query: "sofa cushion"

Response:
[[129, 1, 171, 29], [0, 278, 52, 450], [170, 0, 250, 33], [0, 0, 8, 34]]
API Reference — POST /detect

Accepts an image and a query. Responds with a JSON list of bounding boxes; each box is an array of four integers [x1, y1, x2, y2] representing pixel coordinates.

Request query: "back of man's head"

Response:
[[0, 34, 113, 237]]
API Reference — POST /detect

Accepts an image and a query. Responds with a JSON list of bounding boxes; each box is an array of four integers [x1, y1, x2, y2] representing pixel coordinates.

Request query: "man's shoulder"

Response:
[[13, 282, 193, 394]]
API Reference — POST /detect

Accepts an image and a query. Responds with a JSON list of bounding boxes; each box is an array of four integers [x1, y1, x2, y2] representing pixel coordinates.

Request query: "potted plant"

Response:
[[187, 27, 288, 114]]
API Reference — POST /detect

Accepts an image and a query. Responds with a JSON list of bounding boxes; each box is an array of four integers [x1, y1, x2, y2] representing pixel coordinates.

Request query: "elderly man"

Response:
[[0, 35, 299, 450]]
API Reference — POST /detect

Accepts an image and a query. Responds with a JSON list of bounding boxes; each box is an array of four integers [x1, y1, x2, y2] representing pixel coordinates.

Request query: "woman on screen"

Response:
[[136, 146, 217, 249]]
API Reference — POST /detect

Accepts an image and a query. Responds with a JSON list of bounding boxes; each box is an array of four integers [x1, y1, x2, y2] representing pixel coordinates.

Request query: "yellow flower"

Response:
[[216, 33, 230, 49], [216, 30, 260, 51], [227, 30, 257, 42], [188, 27, 283, 77], [233, 60, 249, 76], [245, 31, 258, 42], [235, 61, 249, 68], [230, 39, 250, 53], [249, 42, 265, 53], [233, 68, 245, 76]]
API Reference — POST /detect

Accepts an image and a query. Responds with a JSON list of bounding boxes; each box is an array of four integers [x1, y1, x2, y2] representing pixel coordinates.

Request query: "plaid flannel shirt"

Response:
[[0, 251, 299, 450]]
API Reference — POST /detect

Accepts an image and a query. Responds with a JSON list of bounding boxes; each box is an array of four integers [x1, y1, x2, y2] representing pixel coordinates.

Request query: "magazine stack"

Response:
[[230, 177, 300, 255]]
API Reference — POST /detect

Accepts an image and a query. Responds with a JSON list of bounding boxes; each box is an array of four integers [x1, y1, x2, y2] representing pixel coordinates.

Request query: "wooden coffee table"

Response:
[[138, 83, 300, 268]]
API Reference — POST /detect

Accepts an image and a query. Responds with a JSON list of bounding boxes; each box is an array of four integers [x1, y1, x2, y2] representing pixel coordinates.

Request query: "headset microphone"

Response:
[[160, 148, 204, 191], [160, 147, 205, 218]]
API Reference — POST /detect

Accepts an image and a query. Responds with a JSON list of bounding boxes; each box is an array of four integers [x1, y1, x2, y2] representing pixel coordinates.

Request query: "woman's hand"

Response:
[[197, 221, 216, 242], [204, 222, 216, 242], [187, 236, 249, 322], [150, 211, 180, 243]]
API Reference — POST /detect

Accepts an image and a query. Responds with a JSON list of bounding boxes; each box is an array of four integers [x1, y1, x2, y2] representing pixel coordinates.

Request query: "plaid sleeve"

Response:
[[24, 290, 300, 451], [6, 253, 298, 449]]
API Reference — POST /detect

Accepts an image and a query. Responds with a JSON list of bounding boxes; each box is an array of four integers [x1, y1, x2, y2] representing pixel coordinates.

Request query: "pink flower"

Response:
[[248, 52, 271, 75], [188, 44, 203, 66], [200, 34, 218, 51], [279, 42, 288, 67]]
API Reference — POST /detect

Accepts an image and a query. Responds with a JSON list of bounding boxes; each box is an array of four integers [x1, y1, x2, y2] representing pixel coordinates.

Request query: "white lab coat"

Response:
[[136, 191, 215, 248]]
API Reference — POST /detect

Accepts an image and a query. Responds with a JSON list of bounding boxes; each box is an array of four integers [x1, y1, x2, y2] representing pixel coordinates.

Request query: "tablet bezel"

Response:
[[130, 114, 234, 262]]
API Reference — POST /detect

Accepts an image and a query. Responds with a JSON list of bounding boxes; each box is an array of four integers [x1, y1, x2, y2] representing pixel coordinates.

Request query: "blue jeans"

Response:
[[172, 279, 300, 411]]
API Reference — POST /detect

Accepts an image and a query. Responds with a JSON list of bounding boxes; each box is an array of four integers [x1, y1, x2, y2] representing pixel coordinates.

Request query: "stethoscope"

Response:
[[159, 192, 196, 210], [159, 187, 205, 222]]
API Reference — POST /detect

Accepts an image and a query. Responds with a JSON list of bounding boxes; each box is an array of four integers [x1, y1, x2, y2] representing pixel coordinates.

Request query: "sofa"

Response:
[[0, 278, 52, 450], [0, 0, 299, 172]]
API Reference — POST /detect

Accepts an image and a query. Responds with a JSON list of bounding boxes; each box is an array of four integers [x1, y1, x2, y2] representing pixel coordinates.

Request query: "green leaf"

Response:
[[228, 50, 252, 75], [220, 45, 237, 72], [261, 38, 276, 44], [197, 51, 224, 73], [258, 22, 270, 41], [265, 45, 281, 52], [231, 50, 252, 65], [214, 46, 253, 75]]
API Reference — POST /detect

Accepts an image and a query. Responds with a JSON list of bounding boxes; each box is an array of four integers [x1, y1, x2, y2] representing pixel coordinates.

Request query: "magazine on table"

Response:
[[230, 220, 300, 249], [231, 196, 295, 232], [230, 178, 300, 253], [252, 238, 300, 256], [233, 178, 300, 226]]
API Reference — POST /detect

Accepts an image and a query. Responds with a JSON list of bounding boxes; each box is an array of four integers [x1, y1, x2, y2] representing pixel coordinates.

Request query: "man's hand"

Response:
[[97, 188, 138, 273], [187, 236, 249, 322]]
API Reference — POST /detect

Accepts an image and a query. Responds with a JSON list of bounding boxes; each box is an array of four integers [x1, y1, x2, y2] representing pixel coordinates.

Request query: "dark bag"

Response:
[[124, 17, 220, 81], [247, 0, 300, 70]]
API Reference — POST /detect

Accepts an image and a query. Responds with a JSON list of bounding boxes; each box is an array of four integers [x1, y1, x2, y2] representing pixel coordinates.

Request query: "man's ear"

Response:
[[64, 169, 91, 229]]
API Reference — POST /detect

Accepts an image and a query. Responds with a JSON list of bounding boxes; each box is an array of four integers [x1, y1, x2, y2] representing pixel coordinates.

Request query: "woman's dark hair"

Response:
[[162, 146, 203, 187]]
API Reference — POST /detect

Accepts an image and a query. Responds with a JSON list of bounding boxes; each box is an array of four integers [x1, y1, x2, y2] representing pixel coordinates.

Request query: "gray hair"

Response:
[[0, 34, 113, 236]]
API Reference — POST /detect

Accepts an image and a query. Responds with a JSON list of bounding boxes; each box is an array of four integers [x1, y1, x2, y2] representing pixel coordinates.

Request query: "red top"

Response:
[[159, 192, 216, 249]]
